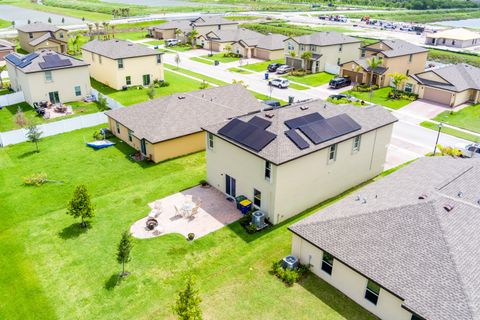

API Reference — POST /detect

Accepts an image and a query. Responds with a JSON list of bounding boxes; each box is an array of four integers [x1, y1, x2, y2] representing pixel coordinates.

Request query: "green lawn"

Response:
[[0, 88, 11, 96], [283, 72, 335, 87], [431, 104, 480, 134], [228, 67, 253, 74], [190, 56, 214, 65], [288, 82, 310, 90], [428, 49, 480, 68], [165, 44, 193, 52], [91, 70, 205, 106], [224, 15, 262, 21], [346, 87, 413, 110], [420, 121, 480, 142], [114, 31, 148, 41], [164, 64, 229, 86], [0, 126, 378, 320], [114, 20, 166, 30], [250, 91, 287, 105], [0, 18, 11, 29], [201, 53, 240, 63], [243, 59, 284, 72], [145, 40, 165, 46]]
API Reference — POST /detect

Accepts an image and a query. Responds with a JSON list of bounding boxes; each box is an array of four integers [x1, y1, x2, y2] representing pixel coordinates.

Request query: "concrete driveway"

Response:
[[400, 99, 451, 119]]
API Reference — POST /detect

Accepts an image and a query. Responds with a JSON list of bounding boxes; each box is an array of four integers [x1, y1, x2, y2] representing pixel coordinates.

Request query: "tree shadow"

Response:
[[104, 273, 121, 291], [18, 150, 38, 159], [58, 222, 91, 240]]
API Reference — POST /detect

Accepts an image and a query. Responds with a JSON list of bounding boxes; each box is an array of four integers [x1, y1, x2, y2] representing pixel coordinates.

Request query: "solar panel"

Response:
[[284, 112, 324, 129], [285, 129, 309, 150], [299, 114, 361, 145], [218, 118, 276, 152], [6, 53, 38, 68], [39, 54, 72, 69], [248, 116, 271, 130]]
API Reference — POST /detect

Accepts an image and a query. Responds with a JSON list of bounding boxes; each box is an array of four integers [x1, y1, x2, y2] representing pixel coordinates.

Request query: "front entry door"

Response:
[[48, 91, 60, 104], [143, 74, 151, 86], [140, 139, 147, 155], [225, 175, 236, 197]]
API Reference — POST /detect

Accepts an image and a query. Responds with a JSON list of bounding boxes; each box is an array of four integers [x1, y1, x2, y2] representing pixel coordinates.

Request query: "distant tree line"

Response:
[[316, 0, 480, 9]]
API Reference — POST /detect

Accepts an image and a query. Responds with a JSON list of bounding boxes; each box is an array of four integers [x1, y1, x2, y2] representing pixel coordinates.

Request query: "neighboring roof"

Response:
[[152, 19, 192, 32], [351, 58, 388, 74], [365, 39, 428, 58], [5, 50, 88, 73], [246, 33, 288, 50], [289, 156, 480, 320], [151, 15, 237, 32], [81, 39, 160, 59], [191, 16, 237, 27], [411, 63, 480, 92], [105, 84, 262, 143], [287, 31, 361, 46], [206, 28, 262, 42], [16, 21, 64, 33], [0, 39, 14, 51], [28, 32, 66, 46], [427, 28, 480, 41], [203, 100, 397, 165]]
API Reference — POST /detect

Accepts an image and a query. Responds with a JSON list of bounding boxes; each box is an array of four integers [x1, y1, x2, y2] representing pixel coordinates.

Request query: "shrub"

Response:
[[238, 211, 253, 226], [223, 52, 241, 58], [245, 223, 257, 234], [354, 84, 379, 92], [158, 81, 170, 87], [289, 69, 308, 77], [388, 89, 418, 101], [187, 233, 195, 241], [23, 172, 48, 186], [271, 261, 308, 286]]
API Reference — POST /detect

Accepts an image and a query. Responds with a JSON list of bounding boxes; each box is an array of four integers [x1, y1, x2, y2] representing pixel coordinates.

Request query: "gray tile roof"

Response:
[[290, 156, 480, 320], [367, 39, 428, 58], [6, 50, 88, 73], [246, 33, 288, 50], [354, 58, 388, 74], [105, 84, 263, 143], [152, 19, 192, 32], [288, 31, 361, 46], [16, 21, 64, 33], [151, 16, 237, 32], [81, 39, 160, 60], [412, 63, 480, 92], [203, 100, 397, 165], [206, 28, 263, 42]]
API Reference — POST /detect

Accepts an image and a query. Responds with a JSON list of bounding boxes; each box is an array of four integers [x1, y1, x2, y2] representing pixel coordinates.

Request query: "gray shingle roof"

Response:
[[28, 32, 66, 46], [246, 33, 288, 50], [151, 16, 237, 32], [288, 31, 360, 46], [290, 156, 480, 320], [354, 58, 388, 74], [412, 63, 480, 92], [367, 39, 428, 58], [105, 84, 263, 143], [6, 50, 88, 73], [16, 21, 64, 33], [191, 16, 237, 27], [81, 39, 160, 60], [206, 28, 262, 42], [0, 39, 14, 50], [203, 100, 397, 165]]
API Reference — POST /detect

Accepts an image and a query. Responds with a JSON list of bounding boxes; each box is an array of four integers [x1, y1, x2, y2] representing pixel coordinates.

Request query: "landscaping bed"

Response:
[[200, 53, 241, 63], [228, 67, 253, 74]]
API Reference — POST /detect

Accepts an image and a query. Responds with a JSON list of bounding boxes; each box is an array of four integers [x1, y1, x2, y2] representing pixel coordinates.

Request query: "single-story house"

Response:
[[16, 21, 68, 53], [203, 100, 397, 225], [0, 39, 15, 61], [404, 63, 480, 107], [289, 156, 480, 320], [425, 28, 480, 48], [232, 33, 288, 60], [105, 84, 263, 163], [199, 28, 263, 52]]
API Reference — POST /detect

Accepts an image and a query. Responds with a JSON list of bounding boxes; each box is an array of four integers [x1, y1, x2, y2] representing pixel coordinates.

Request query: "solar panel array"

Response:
[[218, 118, 276, 152], [285, 129, 309, 150], [39, 54, 72, 69], [6, 52, 39, 68], [299, 114, 361, 145], [284, 112, 324, 129], [248, 116, 271, 130]]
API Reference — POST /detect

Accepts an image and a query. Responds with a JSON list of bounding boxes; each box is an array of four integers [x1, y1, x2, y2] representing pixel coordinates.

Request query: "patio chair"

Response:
[[191, 206, 199, 217], [186, 195, 193, 202], [43, 110, 51, 119], [174, 205, 182, 217]]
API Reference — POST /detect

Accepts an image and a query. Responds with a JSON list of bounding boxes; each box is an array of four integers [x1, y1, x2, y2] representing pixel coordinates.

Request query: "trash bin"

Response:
[[288, 96, 294, 104], [239, 199, 252, 214], [235, 195, 247, 210], [264, 73, 269, 80], [214, 60, 220, 66]]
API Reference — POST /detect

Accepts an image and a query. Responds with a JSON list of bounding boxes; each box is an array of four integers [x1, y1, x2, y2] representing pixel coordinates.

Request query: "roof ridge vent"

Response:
[[443, 204, 455, 212], [457, 191, 463, 198], [178, 96, 186, 99], [265, 113, 274, 118], [418, 194, 428, 200]]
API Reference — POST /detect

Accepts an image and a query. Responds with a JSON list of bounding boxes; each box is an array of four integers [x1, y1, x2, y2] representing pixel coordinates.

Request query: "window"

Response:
[[128, 130, 133, 142], [91, 53, 95, 61], [339, 44, 343, 52], [118, 58, 124, 69], [405, 83, 413, 93], [408, 54, 413, 63], [310, 45, 315, 51], [300, 44, 304, 51], [143, 74, 151, 86], [442, 38, 446, 44], [99, 55, 102, 64], [156, 54, 162, 64], [337, 58, 341, 66], [116, 121, 120, 134], [207, 132, 214, 149], [361, 49, 366, 58], [287, 42, 294, 51], [352, 135, 361, 152], [59, 32, 64, 39], [406, 69, 410, 76], [44, 71, 52, 82], [321, 251, 334, 275], [74, 85, 81, 96], [126, 76, 131, 86], [264, 161, 271, 181], [29, 32, 33, 39], [364, 280, 381, 305], [218, 24, 221, 30], [328, 144, 337, 162], [253, 189, 261, 207], [452, 40, 456, 45]]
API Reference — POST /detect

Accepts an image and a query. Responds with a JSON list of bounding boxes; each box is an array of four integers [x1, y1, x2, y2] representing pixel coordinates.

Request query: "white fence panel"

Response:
[[91, 88, 124, 110], [0, 91, 25, 107], [325, 63, 340, 75]]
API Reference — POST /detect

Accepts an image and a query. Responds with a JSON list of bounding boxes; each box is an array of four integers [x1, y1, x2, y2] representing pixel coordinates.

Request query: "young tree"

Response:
[[97, 94, 108, 111], [187, 29, 199, 47], [48, 17, 52, 24], [147, 84, 155, 100], [11, 21, 15, 28], [172, 276, 202, 320], [223, 43, 232, 56], [367, 56, 382, 98], [26, 124, 42, 153], [175, 53, 181, 69], [300, 51, 312, 71], [87, 24, 94, 41], [15, 106, 28, 128], [289, 50, 296, 58], [0, 64, 7, 88], [66, 185, 95, 228], [199, 80, 208, 90], [388, 72, 408, 96], [117, 231, 133, 277]]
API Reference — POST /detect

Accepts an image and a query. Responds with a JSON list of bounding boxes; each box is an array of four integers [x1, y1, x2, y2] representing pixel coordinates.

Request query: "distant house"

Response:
[[284, 32, 361, 74], [148, 16, 238, 43], [425, 28, 480, 48], [403, 63, 480, 107], [81, 39, 164, 90], [105, 84, 263, 163], [0, 39, 15, 61], [203, 101, 397, 225], [16, 22, 68, 53], [340, 39, 428, 87], [200, 28, 263, 52], [289, 156, 480, 320], [5, 50, 90, 105]]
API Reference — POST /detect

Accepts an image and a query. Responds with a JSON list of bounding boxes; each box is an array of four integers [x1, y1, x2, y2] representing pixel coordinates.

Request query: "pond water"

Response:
[[436, 18, 480, 29], [101, 0, 215, 7], [0, 5, 84, 27]]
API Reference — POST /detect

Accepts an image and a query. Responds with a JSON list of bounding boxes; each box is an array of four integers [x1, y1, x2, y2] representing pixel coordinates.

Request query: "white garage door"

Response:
[[423, 87, 453, 105]]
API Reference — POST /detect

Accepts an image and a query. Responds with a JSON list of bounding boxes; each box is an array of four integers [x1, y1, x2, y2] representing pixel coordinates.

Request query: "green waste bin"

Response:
[[288, 96, 294, 104]]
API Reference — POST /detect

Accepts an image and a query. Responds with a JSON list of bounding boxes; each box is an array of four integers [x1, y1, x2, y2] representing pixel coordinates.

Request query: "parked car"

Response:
[[267, 63, 283, 72], [276, 65, 293, 74], [328, 94, 359, 102], [262, 100, 281, 108], [455, 143, 480, 158], [165, 39, 179, 46], [328, 77, 352, 89], [268, 78, 290, 89]]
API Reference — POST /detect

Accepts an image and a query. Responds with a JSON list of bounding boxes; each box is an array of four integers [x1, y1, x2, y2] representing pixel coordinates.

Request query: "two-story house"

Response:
[[284, 32, 361, 74], [340, 39, 428, 87], [81, 39, 164, 90], [16, 22, 68, 53], [203, 100, 397, 225], [5, 50, 90, 105]]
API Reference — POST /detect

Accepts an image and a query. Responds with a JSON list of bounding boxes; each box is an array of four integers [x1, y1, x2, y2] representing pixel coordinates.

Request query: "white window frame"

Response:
[[128, 129, 133, 142], [352, 135, 361, 153], [118, 58, 124, 69], [116, 121, 120, 134], [253, 188, 261, 208], [265, 161, 272, 182], [44, 70, 53, 82], [405, 83, 413, 93], [74, 85, 81, 96], [156, 54, 162, 64], [207, 132, 214, 149], [328, 144, 337, 163]]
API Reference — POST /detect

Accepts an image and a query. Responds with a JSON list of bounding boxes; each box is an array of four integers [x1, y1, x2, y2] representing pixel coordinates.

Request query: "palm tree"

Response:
[[289, 51, 297, 58], [102, 22, 108, 40], [388, 72, 408, 96], [74, 33, 82, 54], [111, 25, 116, 39], [351, 64, 362, 91], [188, 29, 199, 47], [112, 9, 117, 18], [94, 22, 100, 40], [87, 24, 94, 41], [300, 51, 312, 72], [366, 56, 382, 87], [174, 28, 183, 41]]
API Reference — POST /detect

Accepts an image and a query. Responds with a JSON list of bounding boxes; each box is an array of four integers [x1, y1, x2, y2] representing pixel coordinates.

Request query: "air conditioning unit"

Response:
[[251, 210, 267, 229], [282, 255, 299, 270]]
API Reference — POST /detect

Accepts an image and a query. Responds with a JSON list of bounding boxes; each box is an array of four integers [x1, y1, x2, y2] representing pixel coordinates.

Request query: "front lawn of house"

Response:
[[0, 126, 377, 320], [165, 44, 193, 52], [201, 53, 240, 63], [346, 87, 413, 110], [145, 40, 165, 46], [228, 67, 253, 74], [431, 104, 480, 134], [112, 31, 149, 41], [420, 121, 480, 142], [284, 72, 335, 87], [242, 59, 284, 72], [164, 63, 229, 86]]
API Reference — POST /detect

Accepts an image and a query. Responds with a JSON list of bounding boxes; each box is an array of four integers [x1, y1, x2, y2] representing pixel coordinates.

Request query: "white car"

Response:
[[269, 78, 289, 89], [455, 143, 480, 158], [165, 39, 179, 46]]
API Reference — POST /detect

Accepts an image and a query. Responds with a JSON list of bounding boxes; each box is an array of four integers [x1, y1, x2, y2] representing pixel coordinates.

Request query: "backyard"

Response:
[[283, 72, 335, 87], [0, 126, 378, 320], [346, 87, 414, 110], [431, 104, 480, 134]]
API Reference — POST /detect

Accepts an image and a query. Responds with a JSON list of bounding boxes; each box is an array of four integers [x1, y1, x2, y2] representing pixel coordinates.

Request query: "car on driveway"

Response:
[[329, 77, 352, 89], [269, 78, 290, 89], [267, 63, 283, 72], [165, 39, 179, 46], [276, 65, 293, 74], [328, 94, 360, 102], [455, 143, 480, 158]]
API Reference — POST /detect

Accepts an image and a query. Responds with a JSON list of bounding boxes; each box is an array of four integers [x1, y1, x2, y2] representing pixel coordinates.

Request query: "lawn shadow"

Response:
[[58, 222, 92, 240], [18, 150, 38, 159], [104, 273, 121, 291]]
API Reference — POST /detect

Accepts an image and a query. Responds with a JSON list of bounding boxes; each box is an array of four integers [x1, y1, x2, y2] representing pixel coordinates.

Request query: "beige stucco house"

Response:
[[284, 32, 361, 74], [16, 22, 68, 53], [425, 28, 480, 48], [340, 39, 428, 87], [203, 101, 397, 225], [105, 85, 263, 163], [0, 39, 15, 61], [5, 50, 90, 105], [289, 156, 480, 320], [402, 63, 480, 107], [81, 39, 164, 90]]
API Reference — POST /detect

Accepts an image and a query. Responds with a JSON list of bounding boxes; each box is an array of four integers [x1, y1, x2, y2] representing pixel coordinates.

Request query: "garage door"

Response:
[[422, 87, 453, 105], [342, 70, 363, 83], [254, 48, 270, 60], [211, 42, 221, 52]]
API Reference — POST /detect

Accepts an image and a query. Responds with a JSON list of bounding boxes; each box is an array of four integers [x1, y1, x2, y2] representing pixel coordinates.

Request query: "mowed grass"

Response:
[[346, 87, 413, 110], [190, 56, 214, 65], [114, 31, 148, 41], [201, 53, 240, 63], [228, 67, 253, 74], [0, 126, 377, 320], [0, 18, 11, 29], [283, 72, 335, 87], [164, 63, 229, 86], [432, 104, 480, 134], [243, 59, 284, 72], [420, 121, 480, 142]]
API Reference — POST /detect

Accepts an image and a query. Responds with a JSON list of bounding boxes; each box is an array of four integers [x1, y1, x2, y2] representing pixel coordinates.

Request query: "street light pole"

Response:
[[433, 122, 443, 155]]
